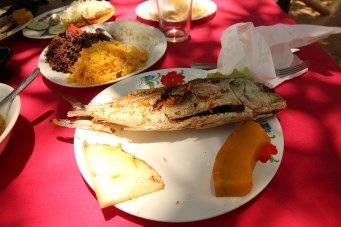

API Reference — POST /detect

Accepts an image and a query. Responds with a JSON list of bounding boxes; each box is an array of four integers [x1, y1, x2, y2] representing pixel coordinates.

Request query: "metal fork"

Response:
[[275, 60, 309, 77], [80, 15, 113, 41], [190, 60, 309, 77]]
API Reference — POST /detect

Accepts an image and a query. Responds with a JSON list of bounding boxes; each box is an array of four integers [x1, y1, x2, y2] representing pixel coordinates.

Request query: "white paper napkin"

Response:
[[217, 22, 341, 88]]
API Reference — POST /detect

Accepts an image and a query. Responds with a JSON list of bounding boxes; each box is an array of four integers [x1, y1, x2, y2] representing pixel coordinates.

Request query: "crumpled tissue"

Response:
[[217, 22, 341, 88]]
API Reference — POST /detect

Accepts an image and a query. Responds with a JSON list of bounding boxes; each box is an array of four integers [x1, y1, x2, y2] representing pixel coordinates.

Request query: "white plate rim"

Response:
[[135, 0, 217, 22], [38, 21, 167, 88], [0, 17, 32, 41], [73, 68, 284, 222], [22, 6, 68, 40]]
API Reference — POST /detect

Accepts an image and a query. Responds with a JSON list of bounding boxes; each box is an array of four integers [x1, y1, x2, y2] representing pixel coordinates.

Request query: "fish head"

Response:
[[229, 78, 286, 115]]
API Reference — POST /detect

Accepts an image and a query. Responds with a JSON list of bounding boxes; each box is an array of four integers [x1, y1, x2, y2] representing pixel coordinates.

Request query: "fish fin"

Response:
[[51, 119, 114, 133], [67, 110, 93, 118], [53, 91, 86, 110]]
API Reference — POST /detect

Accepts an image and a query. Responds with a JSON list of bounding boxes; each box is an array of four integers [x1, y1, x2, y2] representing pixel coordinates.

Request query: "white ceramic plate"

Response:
[[38, 21, 167, 88], [0, 83, 21, 155], [73, 68, 284, 222], [136, 0, 217, 22], [22, 6, 67, 39], [0, 17, 32, 41]]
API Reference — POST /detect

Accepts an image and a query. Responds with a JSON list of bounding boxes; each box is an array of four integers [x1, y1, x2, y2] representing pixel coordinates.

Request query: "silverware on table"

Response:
[[190, 60, 309, 77], [190, 62, 217, 70], [41, 13, 61, 36], [275, 60, 310, 76], [53, 90, 85, 109], [0, 68, 40, 109]]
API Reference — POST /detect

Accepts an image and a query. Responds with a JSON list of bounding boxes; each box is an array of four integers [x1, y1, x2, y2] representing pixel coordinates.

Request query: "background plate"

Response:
[[38, 21, 167, 88], [135, 0, 217, 22], [73, 68, 284, 222], [22, 6, 68, 39], [0, 17, 32, 41]]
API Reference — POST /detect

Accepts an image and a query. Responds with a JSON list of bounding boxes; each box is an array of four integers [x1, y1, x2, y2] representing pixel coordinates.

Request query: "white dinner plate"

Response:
[[0, 14, 32, 41], [22, 6, 67, 39], [136, 0, 217, 22], [73, 68, 284, 222], [38, 21, 167, 88]]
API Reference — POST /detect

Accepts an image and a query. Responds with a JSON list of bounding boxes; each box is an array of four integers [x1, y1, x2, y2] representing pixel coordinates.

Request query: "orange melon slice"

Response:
[[212, 121, 270, 197]]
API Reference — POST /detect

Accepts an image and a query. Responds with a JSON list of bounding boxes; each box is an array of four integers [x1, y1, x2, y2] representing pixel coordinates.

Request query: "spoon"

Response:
[[41, 13, 61, 36], [81, 15, 113, 41], [0, 68, 40, 109], [95, 28, 113, 41], [49, 14, 61, 26]]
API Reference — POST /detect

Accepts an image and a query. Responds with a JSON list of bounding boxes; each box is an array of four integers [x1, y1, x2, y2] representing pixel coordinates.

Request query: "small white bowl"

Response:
[[0, 83, 21, 155]]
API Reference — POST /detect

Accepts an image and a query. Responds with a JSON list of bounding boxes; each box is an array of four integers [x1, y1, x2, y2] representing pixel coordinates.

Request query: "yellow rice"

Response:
[[67, 40, 148, 85]]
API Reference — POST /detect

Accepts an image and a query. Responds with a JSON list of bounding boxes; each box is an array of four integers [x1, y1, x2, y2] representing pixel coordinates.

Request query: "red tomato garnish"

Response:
[[66, 24, 83, 33], [259, 143, 278, 163], [160, 71, 185, 87]]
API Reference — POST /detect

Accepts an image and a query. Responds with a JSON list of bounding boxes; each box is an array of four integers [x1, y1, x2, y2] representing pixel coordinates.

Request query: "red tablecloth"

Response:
[[0, 0, 340, 226]]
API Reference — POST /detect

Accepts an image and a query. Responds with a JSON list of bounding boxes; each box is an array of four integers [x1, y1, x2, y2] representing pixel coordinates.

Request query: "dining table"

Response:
[[0, 0, 340, 226]]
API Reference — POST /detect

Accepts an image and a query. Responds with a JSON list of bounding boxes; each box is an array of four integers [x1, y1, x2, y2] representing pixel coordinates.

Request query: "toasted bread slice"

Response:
[[83, 142, 164, 208]]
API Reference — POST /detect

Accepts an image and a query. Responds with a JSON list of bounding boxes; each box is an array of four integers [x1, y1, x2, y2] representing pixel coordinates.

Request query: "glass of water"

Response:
[[156, 0, 193, 42]]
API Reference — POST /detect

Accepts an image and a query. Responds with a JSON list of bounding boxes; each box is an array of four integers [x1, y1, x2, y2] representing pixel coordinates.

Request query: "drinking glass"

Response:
[[156, 0, 193, 42]]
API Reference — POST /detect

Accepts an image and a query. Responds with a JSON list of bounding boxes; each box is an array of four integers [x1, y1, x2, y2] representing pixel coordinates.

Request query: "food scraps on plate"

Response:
[[149, 0, 207, 21], [60, 0, 115, 27]]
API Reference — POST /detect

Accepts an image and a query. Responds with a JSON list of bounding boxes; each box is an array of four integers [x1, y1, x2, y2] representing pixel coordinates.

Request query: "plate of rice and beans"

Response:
[[38, 20, 167, 88]]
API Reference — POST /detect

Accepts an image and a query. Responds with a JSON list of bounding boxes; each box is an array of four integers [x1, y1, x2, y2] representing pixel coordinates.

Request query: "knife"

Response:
[[0, 68, 40, 109]]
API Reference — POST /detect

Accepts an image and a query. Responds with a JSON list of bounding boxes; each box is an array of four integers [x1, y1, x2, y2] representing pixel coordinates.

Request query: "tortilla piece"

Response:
[[83, 142, 165, 208]]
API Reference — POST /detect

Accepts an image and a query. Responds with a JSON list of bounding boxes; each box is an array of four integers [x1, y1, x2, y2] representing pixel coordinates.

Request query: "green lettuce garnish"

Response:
[[206, 67, 253, 80]]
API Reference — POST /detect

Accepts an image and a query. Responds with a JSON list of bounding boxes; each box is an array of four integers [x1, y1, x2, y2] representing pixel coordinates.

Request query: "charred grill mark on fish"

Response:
[[172, 104, 245, 121]]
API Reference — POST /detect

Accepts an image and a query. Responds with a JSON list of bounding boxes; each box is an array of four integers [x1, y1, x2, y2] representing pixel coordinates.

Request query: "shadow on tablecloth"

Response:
[[0, 115, 34, 191]]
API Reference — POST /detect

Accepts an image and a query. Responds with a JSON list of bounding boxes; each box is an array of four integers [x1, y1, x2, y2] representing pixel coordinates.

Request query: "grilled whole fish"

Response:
[[53, 78, 286, 131]]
